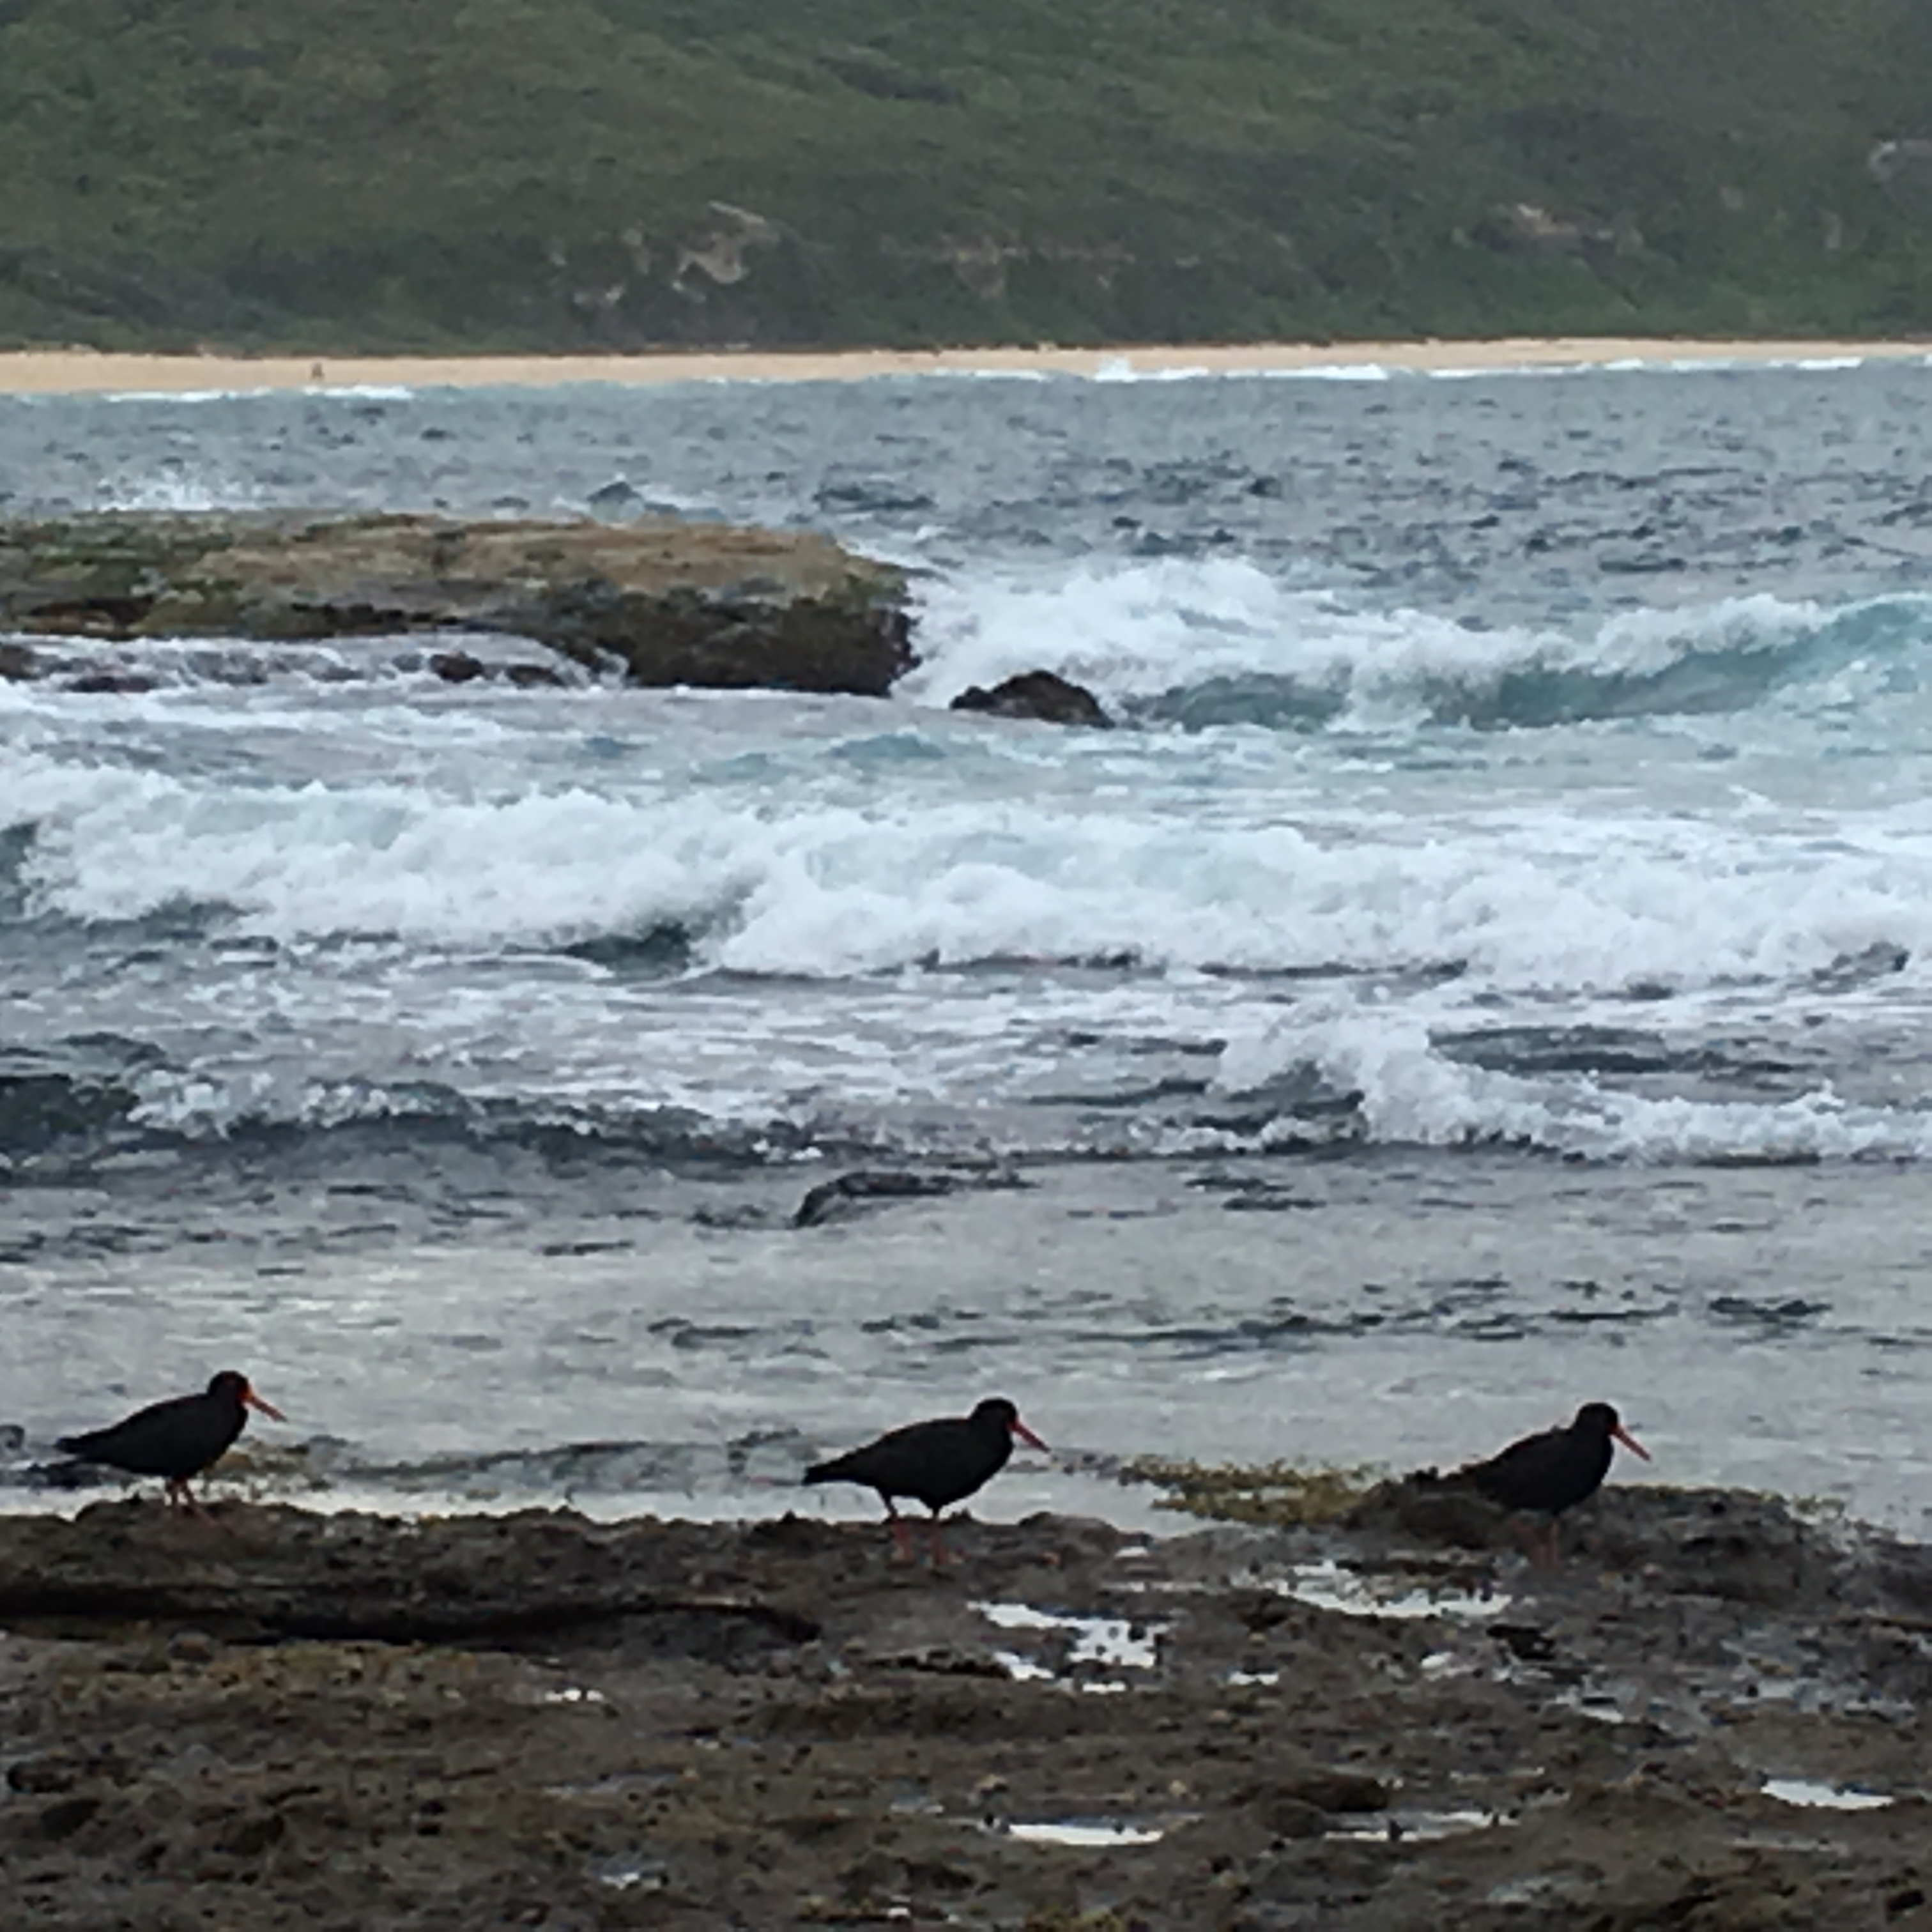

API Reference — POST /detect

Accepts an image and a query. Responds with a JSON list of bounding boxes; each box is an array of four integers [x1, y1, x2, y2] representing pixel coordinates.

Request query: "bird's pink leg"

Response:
[[1519, 1518, 1561, 1569], [1508, 1515, 1559, 1569], [165, 1477, 214, 1522], [885, 1501, 916, 1565], [926, 1512, 951, 1569]]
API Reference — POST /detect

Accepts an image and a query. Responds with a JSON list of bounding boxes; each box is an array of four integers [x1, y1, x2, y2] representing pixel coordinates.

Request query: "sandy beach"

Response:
[[1, 337, 1929, 395]]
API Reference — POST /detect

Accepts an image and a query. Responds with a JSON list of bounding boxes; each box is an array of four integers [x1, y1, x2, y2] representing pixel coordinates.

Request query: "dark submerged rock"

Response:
[[62, 668, 157, 694], [0, 511, 913, 696], [793, 1169, 963, 1229], [949, 668, 1110, 726], [792, 1167, 1027, 1229], [427, 647, 489, 684]]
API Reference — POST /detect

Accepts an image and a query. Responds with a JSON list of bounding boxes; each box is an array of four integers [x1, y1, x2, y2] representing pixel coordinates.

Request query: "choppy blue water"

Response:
[[4, 355, 1931, 1535]]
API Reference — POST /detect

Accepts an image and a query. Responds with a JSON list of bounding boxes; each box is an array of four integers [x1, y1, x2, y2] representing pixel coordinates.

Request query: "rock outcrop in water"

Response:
[[0, 512, 913, 696], [950, 668, 1112, 726]]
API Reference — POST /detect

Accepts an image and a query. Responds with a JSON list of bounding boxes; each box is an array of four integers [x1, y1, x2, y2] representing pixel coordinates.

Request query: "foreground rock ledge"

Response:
[[0, 1496, 1926, 1930], [0, 512, 912, 694]]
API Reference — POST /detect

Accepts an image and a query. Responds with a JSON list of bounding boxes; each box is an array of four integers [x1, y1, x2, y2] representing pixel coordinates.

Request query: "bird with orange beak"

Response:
[[804, 1395, 1049, 1563], [1459, 1400, 1651, 1565], [56, 1370, 286, 1511]]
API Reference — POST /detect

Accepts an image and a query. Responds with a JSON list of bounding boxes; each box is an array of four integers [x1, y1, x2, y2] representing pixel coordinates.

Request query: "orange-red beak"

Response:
[[1011, 1417, 1049, 1452], [1611, 1422, 1650, 1461], [243, 1384, 287, 1423]]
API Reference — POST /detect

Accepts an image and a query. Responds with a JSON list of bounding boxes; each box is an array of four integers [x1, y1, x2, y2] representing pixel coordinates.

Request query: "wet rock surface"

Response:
[[949, 670, 1112, 727], [0, 1491, 1927, 1929], [0, 512, 912, 695], [790, 1167, 1029, 1230]]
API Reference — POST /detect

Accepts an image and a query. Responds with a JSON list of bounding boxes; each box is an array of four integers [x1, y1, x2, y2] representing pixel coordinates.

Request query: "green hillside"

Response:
[[4, 0, 1932, 349]]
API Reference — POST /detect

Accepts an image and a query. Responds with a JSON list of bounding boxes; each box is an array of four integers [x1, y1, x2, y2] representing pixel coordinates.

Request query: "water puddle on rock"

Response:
[[1004, 1818, 1169, 1848], [1273, 1560, 1512, 1623], [547, 1768, 683, 1799], [1329, 1806, 1514, 1843], [990, 1648, 1057, 1683], [1762, 1777, 1895, 1811], [594, 1854, 669, 1892], [1556, 1687, 1634, 1724], [974, 1600, 1167, 1689]]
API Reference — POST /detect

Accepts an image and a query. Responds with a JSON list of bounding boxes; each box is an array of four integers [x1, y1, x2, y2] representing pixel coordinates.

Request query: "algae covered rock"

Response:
[[0, 511, 913, 696]]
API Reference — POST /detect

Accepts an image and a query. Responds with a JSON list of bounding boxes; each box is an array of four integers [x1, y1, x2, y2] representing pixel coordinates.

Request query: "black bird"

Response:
[[1459, 1400, 1650, 1565], [56, 1370, 286, 1510], [804, 1397, 1049, 1563]]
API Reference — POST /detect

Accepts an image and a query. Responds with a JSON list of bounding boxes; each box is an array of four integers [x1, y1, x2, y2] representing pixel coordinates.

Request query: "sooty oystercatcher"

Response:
[[803, 1396, 1048, 1563], [1459, 1400, 1650, 1565], [56, 1370, 286, 1510]]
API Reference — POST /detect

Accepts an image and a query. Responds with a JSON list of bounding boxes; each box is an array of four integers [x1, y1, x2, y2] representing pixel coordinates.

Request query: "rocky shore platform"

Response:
[[0, 512, 912, 696], [1, 1487, 1928, 1931]]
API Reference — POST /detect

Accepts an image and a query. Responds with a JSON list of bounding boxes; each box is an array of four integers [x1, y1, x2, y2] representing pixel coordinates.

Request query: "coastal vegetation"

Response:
[[2, 0, 1931, 351], [1121, 1457, 1382, 1526]]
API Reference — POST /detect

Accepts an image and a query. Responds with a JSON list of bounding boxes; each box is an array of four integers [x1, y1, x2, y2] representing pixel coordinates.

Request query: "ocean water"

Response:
[[3, 354, 1930, 1538]]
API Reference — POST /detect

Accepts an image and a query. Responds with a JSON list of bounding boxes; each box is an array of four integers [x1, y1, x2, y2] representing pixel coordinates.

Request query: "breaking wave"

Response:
[[906, 562, 1932, 730]]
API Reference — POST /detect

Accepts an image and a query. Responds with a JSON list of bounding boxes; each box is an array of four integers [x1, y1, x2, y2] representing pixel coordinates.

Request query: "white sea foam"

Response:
[[1094, 358, 1210, 383], [6, 522, 1909, 741], [877, 351, 1915, 388], [12, 538, 1932, 1167], [98, 469, 266, 513], [1209, 999, 1932, 1161], [8, 755, 746, 948], [98, 383, 419, 404], [17, 704, 1932, 1169], [14, 721, 1932, 993], [900, 558, 1842, 712]]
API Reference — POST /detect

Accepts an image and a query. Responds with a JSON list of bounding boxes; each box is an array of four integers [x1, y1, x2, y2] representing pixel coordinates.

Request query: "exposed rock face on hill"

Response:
[[0, 513, 912, 696]]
